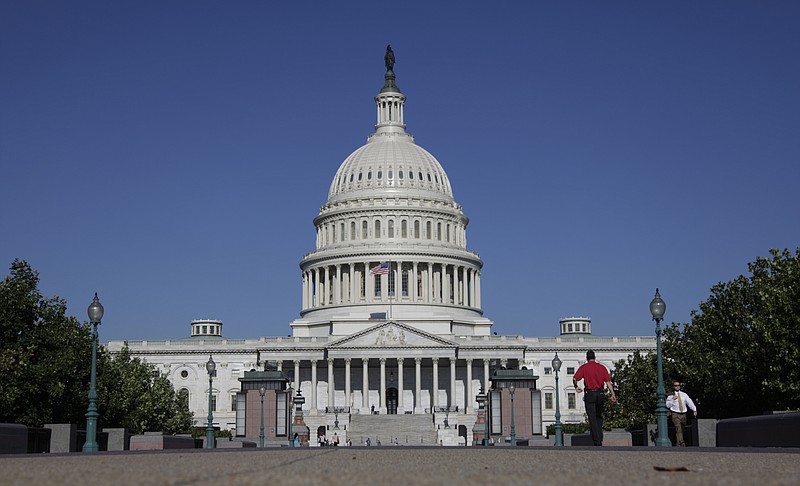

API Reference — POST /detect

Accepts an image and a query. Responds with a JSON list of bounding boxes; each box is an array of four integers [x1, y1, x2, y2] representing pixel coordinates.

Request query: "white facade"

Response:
[[106, 51, 655, 443]]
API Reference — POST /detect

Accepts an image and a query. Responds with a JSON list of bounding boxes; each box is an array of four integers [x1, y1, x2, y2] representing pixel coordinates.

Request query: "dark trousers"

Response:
[[585, 391, 606, 446]]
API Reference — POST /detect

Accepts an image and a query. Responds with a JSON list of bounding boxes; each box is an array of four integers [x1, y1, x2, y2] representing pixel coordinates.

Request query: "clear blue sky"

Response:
[[2, 1, 798, 341]]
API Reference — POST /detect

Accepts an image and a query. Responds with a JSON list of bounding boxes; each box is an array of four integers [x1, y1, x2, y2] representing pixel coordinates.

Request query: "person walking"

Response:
[[573, 350, 617, 446], [666, 381, 697, 447]]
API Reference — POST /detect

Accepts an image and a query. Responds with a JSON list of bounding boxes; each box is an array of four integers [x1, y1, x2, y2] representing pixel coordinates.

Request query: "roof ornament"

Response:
[[384, 44, 395, 72]]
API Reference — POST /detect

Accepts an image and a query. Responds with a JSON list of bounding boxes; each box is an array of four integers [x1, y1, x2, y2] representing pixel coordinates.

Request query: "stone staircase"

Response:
[[348, 413, 438, 446]]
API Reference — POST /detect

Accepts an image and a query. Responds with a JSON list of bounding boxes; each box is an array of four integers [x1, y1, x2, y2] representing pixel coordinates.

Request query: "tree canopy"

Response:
[[0, 259, 192, 433], [663, 248, 800, 418], [609, 248, 800, 427]]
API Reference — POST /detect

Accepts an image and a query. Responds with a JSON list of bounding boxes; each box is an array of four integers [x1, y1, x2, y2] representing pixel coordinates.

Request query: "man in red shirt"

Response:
[[573, 350, 617, 446]]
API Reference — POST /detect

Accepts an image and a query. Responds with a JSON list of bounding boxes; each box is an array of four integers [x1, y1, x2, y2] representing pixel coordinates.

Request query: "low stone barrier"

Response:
[[717, 412, 800, 447], [570, 429, 632, 446], [0, 423, 28, 454], [129, 433, 200, 450], [216, 439, 257, 448]]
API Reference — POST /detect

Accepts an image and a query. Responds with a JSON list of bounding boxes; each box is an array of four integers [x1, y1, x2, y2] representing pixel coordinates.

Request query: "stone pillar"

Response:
[[380, 358, 387, 412], [362, 358, 369, 411], [323, 266, 330, 305], [310, 360, 318, 414], [432, 357, 439, 408], [345, 358, 351, 408], [349, 263, 356, 304], [462, 266, 468, 306], [415, 357, 422, 413], [314, 269, 320, 307], [426, 262, 433, 303], [294, 360, 301, 392], [450, 357, 456, 408], [466, 359, 474, 413], [397, 358, 404, 413], [327, 358, 335, 410], [483, 359, 490, 393], [411, 262, 418, 302]]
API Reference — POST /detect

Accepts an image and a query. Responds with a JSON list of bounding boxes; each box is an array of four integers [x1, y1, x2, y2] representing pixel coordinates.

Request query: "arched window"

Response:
[[374, 220, 381, 238], [341, 223, 345, 241], [388, 220, 394, 238], [351, 221, 356, 240], [401, 220, 408, 238], [362, 220, 368, 239], [437, 222, 442, 241], [414, 220, 420, 239], [426, 221, 432, 239]]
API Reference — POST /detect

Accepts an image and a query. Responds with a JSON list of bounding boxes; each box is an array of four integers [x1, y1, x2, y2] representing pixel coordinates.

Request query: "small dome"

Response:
[[327, 135, 454, 204]]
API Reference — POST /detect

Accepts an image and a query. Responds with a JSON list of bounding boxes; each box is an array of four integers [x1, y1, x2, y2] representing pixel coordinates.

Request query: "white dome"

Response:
[[327, 133, 454, 204]]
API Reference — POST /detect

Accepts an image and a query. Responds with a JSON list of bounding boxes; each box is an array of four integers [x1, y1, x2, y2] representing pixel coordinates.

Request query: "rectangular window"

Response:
[[567, 367, 575, 375], [375, 275, 381, 296], [231, 394, 237, 412], [568, 393, 576, 409], [402, 271, 409, 297], [276, 392, 287, 436], [545, 392, 553, 410], [211, 395, 217, 412], [544, 367, 552, 375], [235, 392, 246, 437]]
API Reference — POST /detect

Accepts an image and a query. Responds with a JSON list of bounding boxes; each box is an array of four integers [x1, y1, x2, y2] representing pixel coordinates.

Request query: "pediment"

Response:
[[328, 321, 456, 349]]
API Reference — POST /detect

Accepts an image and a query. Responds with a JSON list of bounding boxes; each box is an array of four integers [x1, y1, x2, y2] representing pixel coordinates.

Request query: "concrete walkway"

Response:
[[2, 447, 798, 485]]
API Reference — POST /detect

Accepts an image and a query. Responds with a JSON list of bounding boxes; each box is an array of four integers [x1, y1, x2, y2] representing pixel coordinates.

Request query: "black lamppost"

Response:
[[82, 293, 104, 452], [259, 386, 266, 448], [476, 388, 488, 446], [650, 288, 671, 447], [508, 384, 516, 446], [552, 352, 564, 446], [205, 355, 216, 449]]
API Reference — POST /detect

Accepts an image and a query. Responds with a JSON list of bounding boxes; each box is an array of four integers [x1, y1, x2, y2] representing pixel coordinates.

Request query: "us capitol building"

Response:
[[107, 47, 655, 446]]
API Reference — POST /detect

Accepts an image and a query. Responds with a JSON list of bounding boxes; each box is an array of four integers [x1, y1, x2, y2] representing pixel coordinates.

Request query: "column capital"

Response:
[[344, 358, 351, 365], [362, 357, 370, 365], [397, 357, 404, 364], [294, 359, 302, 366], [328, 358, 334, 365], [311, 359, 318, 365], [432, 357, 439, 365], [379, 357, 387, 364], [415, 357, 422, 364], [466, 358, 473, 365]]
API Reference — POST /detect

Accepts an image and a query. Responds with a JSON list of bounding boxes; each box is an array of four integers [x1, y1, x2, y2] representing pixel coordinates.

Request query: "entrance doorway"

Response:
[[387, 387, 399, 414]]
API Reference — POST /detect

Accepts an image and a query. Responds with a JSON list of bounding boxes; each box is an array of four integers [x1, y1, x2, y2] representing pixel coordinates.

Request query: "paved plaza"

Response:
[[2, 447, 799, 486]]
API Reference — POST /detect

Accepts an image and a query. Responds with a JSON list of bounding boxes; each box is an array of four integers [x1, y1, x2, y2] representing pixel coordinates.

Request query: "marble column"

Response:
[[397, 358, 404, 413], [362, 358, 369, 411], [345, 358, 351, 409], [483, 359, 490, 394], [310, 360, 318, 414], [293, 360, 300, 395], [327, 358, 335, 410], [466, 359, 473, 414], [415, 357, 422, 413], [449, 357, 456, 408], [432, 358, 439, 408], [380, 358, 387, 412]]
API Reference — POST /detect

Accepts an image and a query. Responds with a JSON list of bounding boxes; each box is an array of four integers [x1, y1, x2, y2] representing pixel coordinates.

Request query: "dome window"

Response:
[[350, 174, 354, 183], [409, 171, 414, 179], [418, 171, 423, 181], [388, 170, 393, 179], [399, 170, 404, 179], [427, 173, 432, 182], [358, 172, 363, 181], [367, 171, 372, 180], [377, 170, 382, 179]]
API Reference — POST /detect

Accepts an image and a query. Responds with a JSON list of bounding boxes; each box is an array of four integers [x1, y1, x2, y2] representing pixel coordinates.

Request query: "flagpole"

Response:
[[388, 260, 393, 320]]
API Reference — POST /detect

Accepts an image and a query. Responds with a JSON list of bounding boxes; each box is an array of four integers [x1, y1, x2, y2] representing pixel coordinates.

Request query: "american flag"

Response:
[[370, 261, 390, 275]]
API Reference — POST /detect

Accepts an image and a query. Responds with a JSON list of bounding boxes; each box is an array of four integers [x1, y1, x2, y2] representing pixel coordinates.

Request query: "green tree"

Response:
[[0, 259, 93, 426], [664, 248, 800, 418], [0, 260, 192, 433], [605, 351, 670, 429], [97, 346, 193, 434]]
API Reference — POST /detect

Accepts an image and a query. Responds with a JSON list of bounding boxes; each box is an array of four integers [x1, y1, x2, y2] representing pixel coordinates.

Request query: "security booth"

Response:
[[236, 370, 290, 441], [489, 369, 540, 446]]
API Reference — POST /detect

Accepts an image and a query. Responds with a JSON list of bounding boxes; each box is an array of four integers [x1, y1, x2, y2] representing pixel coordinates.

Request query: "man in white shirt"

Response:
[[665, 381, 698, 446]]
